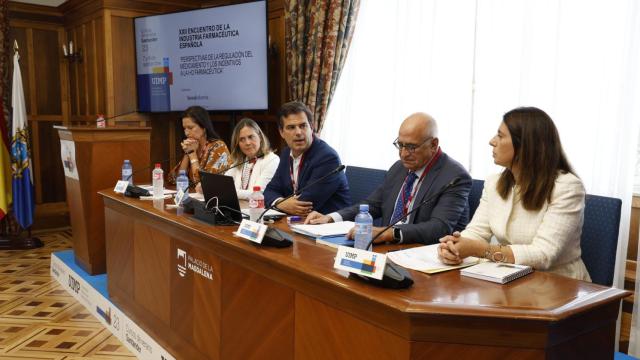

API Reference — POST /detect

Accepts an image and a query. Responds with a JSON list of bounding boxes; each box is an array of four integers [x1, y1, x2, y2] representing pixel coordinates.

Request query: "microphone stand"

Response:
[[253, 164, 346, 248], [352, 177, 463, 289]]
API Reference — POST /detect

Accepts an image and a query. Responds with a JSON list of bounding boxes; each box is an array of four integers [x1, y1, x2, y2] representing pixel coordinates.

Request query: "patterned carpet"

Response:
[[0, 229, 135, 359]]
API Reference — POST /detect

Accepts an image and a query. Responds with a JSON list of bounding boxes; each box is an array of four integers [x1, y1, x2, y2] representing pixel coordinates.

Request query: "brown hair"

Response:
[[497, 107, 575, 210], [229, 118, 272, 165], [181, 105, 220, 141], [277, 101, 314, 130]]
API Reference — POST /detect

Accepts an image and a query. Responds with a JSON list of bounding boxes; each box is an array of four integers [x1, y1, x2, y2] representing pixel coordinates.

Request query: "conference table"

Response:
[[100, 189, 629, 360]]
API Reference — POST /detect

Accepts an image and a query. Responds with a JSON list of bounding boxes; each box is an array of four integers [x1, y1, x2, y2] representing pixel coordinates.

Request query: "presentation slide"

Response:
[[135, 1, 268, 112]]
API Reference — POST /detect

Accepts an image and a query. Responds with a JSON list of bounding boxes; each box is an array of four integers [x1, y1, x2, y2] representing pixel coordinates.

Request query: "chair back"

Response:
[[580, 194, 622, 286], [468, 179, 485, 219], [345, 166, 387, 206]]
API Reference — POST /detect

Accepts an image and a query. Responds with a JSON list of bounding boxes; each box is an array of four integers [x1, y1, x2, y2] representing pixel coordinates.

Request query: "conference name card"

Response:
[[114, 180, 129, 194], [334, 246, 387, 280], [235, 219, 267, 244]]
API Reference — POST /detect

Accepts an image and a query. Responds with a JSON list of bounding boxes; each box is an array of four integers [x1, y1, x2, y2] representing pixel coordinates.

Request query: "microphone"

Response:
[[254, 164, 346, 248], [353, 176, 463, 289], [208, 151, 268, 175], [123, 158, 171, 198]]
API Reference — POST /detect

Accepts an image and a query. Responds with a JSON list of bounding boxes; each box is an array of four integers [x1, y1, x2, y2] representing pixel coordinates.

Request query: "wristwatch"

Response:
[[392, 227, 402, 244]]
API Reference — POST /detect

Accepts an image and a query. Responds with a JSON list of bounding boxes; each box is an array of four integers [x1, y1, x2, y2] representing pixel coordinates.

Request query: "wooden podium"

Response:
[[57, 126, 150, 275]]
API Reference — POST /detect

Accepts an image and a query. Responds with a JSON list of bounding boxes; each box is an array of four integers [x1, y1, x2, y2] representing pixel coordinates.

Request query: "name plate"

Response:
[[174, 188, 186, 205], [334, 246, 387, 280], [114, 180, 129, 193], [235, 219, 268, 244]]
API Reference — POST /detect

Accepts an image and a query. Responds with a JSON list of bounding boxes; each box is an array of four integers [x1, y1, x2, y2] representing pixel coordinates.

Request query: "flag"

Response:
[[0, 100, 10, 221], [10, 50, 34, 229]]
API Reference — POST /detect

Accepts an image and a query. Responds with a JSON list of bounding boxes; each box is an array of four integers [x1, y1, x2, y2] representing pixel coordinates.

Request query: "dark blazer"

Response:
[[264, 137, 351, 214], [338, 152, 471, 245]]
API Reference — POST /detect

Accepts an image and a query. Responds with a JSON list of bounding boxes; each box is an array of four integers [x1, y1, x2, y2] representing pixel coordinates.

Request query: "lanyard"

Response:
[[241, 159, 256, 190], [401, 147, 442, 215], [289, 153, 305, 192]]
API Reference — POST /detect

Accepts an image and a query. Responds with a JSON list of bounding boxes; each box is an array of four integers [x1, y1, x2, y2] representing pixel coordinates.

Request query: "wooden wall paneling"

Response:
[[30, 121, 41, 204], [37, 122, 66, 203], [95, 16, 106, 116], [88, 19, 97, 115], [77, 25, 87, 116], [68, 29, 79, 117], [134, 221, 171, 324], [103, 9, 115, 118], [81, 23, 90, 116], [58, 28, 70, 125], [33, 29, 62, 115], [25, 28, 36, 115], [111, 15, 136, 117]]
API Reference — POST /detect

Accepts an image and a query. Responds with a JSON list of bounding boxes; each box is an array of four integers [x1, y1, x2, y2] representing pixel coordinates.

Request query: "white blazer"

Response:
[[461, 172, 591, 281], [225, 152, 280, 200]]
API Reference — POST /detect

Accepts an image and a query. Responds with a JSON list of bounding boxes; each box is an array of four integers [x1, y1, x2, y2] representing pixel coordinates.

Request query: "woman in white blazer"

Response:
[[225, 118, 280, 200], [437, 107, 590, 281]]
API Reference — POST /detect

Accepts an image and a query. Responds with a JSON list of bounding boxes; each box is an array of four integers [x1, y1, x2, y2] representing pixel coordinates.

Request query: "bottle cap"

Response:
[[253, 186, 261, 191], [179, 170, 186, 175], [124, 159, 130, 163], [155, 163, 161, 168], [359, 204, 369, 212]]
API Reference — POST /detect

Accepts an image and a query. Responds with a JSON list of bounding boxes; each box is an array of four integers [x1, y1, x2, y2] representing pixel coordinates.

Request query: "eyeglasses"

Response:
[[393, 137, 433, 153]]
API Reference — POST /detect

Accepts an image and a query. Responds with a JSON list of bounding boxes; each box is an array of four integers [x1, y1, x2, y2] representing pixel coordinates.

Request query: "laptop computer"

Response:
[[197, 171, 245, 224]]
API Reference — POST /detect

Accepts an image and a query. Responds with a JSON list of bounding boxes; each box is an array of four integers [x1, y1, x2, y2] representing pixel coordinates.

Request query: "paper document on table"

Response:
[[387, 244, 480, 274], [241, 208, 286, 218], [138, 184, 177, 196], [291, 221, 355, 238]]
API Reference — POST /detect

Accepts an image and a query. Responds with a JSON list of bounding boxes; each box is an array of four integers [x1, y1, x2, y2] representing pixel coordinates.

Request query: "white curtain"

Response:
[[323, 0, 640, 353]]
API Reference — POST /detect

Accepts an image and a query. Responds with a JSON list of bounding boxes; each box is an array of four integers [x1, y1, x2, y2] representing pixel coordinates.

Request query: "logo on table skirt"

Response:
[[340, 254, 378, 275], [177, 249, 187, 277], [176, 248, 214, 280]]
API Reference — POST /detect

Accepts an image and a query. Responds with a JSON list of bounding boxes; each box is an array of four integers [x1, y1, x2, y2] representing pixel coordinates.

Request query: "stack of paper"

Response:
[[290, 221, 355, 238], [387, 244, 480, 274]]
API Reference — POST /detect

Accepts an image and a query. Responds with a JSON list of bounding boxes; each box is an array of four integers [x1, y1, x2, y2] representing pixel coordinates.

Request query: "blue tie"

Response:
[[390, 172, 418, 225]]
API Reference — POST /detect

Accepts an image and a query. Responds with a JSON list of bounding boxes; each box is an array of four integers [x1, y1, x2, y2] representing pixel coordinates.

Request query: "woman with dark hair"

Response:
[[169, 106, 230, 192], [225, 118, 280, 199], [437, 107, 590, 281]]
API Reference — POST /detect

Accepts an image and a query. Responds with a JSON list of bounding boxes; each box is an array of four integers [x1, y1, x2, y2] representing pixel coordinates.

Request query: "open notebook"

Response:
[[386, 244, 479, 274]]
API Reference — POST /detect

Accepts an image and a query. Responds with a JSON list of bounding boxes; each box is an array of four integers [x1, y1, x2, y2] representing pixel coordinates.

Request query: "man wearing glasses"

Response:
[[305, 112, 471, 245]]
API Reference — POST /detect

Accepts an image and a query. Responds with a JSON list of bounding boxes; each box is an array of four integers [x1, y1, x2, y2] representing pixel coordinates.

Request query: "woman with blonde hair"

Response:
[[225, 118, 280, 199]]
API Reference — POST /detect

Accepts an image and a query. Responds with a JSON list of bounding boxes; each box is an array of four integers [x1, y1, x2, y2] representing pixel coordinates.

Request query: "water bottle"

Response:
[[176, 170, 190, 204], [152, 163, 164, 199], [248, 186, 265, 223], [354, 204, 373, 251], [121, 160, 133, 185]]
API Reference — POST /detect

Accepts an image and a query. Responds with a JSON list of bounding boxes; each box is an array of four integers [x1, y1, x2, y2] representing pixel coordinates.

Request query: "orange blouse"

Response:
[[168, 139, 230, 185]]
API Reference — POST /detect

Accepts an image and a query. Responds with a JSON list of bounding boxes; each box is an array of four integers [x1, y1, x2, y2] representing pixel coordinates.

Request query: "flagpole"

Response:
[[0, 41, 42, 250]]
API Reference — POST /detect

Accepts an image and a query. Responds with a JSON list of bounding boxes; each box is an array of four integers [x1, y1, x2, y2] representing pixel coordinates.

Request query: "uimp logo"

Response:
[[177, 249, 187, 277]]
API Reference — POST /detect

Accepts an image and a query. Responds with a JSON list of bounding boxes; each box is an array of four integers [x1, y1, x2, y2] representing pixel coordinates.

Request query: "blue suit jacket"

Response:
[[264, 137, 351, 214], [338, 152, 471, 245]]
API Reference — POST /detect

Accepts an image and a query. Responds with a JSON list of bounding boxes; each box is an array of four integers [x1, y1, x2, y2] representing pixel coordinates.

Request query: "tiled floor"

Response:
[[0, 229, 135, 359]]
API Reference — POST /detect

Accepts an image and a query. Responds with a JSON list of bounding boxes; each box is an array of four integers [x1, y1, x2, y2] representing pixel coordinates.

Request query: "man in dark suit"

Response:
[[264, 101, 351, 215], [305, 112, 471, 245]]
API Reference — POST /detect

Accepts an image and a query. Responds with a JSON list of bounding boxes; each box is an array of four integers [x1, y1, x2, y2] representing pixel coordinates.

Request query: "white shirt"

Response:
[[225, 152, 280, 200]]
